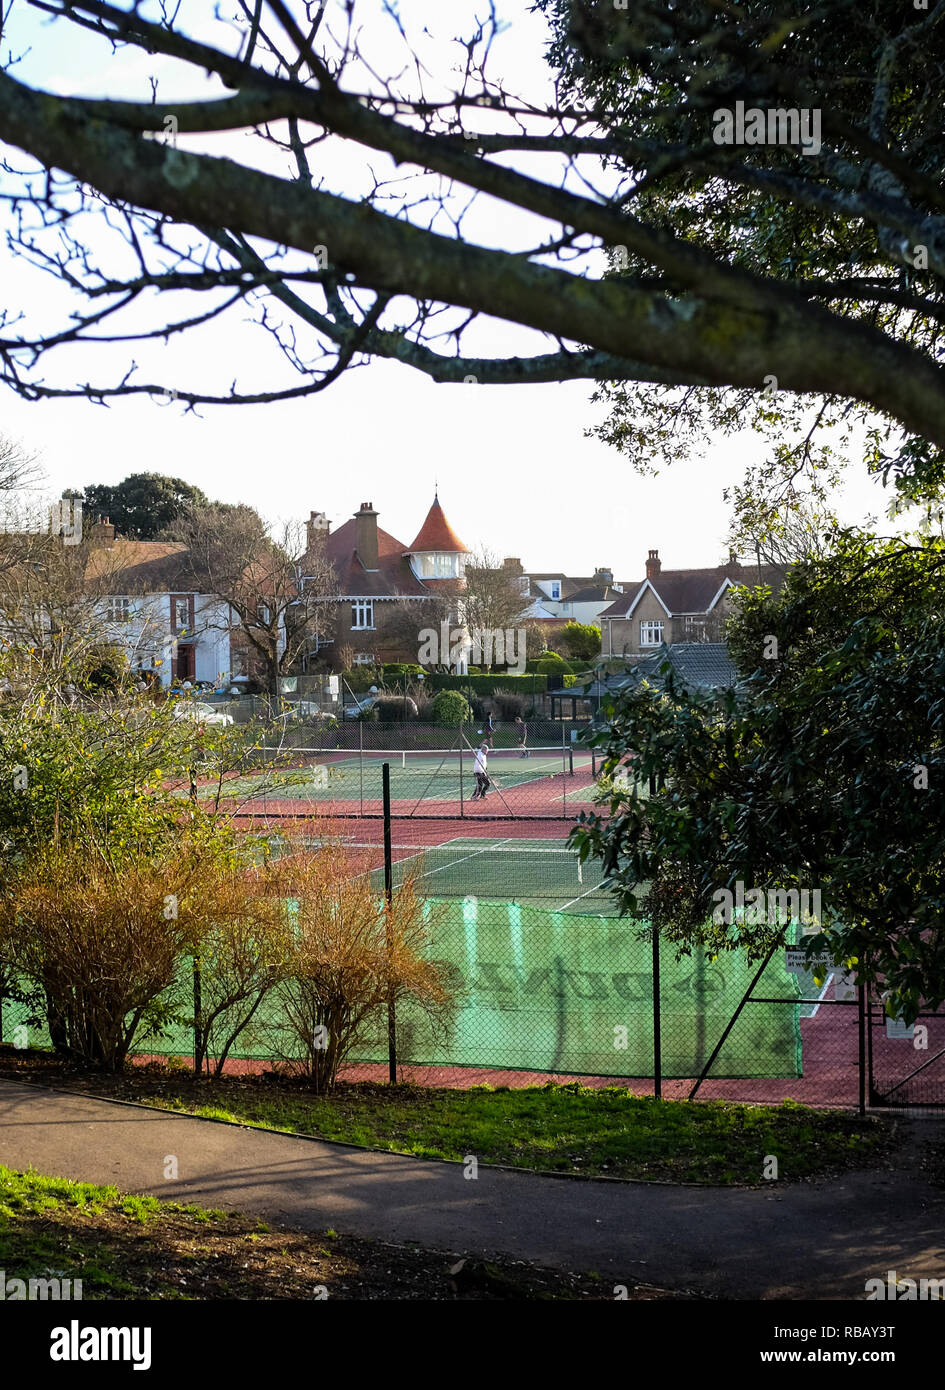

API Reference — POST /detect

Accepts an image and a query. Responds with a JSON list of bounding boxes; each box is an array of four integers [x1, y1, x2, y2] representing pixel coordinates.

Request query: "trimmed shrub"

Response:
[[381, 663, 424, 678], [373, 695, 419, 722], [491, 689, 528, 720], [431, 689, 473, 726], [537, 651, 573, 676], [343, 665, 382, 693], [422, 672, 548, 695]]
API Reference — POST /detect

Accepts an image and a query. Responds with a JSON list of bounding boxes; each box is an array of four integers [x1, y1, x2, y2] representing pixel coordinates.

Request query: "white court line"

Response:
[[808, 971, 835, 1019], [346, 835, 514, 884], [411, 836, 515, 882], [558, 876, 606, 912]]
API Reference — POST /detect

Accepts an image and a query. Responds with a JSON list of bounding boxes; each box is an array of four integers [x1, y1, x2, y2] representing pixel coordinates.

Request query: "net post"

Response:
[[359, 711, 364, 815], [382, 762, 397, 1086], [459, 720, 464, 817], [652, 924, 662, 1099]]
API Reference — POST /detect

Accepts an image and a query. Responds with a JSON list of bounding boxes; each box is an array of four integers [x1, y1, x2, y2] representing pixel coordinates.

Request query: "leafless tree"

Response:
[[381, 593, 454, 671], [170, 503, 336, 704], [462, 548, 530, 666], [0, 0, 941, 497], [0, 501, 166, 685]]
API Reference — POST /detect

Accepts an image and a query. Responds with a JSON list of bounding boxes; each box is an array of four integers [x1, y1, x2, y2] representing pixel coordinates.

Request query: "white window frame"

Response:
[[105, 596, 131, 623], [418, 553, 458, 579], [353, 652, 375, 665], [550, 581, 561, 600], [351, 599, 375, 630], [640, 619, 664, 646]]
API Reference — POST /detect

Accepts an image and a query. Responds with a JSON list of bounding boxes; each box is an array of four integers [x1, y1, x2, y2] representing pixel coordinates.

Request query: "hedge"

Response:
[[420, 672, 549, 694]]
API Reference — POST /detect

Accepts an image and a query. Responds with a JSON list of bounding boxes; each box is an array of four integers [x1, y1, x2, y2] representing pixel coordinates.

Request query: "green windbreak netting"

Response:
[[350, 898, 803, 1079], [0, 899, 803, 1078]]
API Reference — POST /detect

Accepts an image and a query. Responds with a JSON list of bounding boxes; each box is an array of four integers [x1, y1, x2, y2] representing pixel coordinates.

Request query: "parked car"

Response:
[[342, 693, 378, 720], [172, 700, 234, 728], [277, 702, 338, 723]]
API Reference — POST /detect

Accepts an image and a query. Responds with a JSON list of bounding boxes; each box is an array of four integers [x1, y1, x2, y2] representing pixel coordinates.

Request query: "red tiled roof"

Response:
[[408, 497, 469, 554], [326, 518, 429, 597]]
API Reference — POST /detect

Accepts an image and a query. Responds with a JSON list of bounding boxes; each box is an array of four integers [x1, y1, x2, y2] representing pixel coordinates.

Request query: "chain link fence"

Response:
[[5, 834, 938, 1109]]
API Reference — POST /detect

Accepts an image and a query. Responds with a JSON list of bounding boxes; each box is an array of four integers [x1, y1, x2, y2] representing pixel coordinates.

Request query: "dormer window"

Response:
[[550, 581, 561, 600], [417, 553, 460, 579]]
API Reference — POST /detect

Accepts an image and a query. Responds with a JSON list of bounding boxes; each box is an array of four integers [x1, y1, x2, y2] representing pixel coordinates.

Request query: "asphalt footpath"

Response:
[[1, 1078, 943, 1299]]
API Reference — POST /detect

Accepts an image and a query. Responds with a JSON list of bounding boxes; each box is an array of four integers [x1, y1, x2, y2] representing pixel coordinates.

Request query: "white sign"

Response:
[[886, 1018, 915, 1041], [834, 971, 857, 1001], [785, 948, 832, 975]]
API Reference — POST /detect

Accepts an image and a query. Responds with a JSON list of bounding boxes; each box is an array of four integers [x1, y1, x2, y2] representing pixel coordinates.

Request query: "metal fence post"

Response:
[[383, 762, 397, 1085], [652, 924, 662, 1099], [858, 980, 867, 1116], [189, 764, 202, 1075], [459, 720, 465, 816]]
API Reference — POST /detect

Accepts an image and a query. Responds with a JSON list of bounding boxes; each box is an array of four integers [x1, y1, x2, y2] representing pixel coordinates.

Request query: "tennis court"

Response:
[[210, 745, 600, 820], [363, 835, 614, 914]]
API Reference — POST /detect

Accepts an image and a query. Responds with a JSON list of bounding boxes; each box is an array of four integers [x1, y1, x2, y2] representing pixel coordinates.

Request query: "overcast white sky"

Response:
[[0, 0, 897, 576]]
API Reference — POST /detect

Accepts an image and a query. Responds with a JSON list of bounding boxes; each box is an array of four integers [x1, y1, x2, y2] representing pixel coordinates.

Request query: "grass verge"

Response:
[[0, 1050, 895, 1186]]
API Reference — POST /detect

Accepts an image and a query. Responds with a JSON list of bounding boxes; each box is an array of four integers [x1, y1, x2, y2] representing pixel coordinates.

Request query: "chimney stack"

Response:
[[91, 516, 116, 545], [355, 502, 379, 571], [645, 548, 661, 579], [594, 565, 613, 584], [502, 557, 523, 574], [306, 509, 330, 552]]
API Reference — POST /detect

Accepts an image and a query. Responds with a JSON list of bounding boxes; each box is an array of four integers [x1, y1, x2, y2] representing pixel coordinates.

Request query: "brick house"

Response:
[[599, 549, 788, 658], [306, 496, 469, 670]]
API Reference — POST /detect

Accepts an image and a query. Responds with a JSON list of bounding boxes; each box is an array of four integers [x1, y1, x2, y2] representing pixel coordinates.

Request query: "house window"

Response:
[[354, 652, 375, 665], [105, 597, 131, 623], [684, 616, 706, 638], [550, 581, 561, 600], [257, 603, 272, 626], [418, 553, 459, 579], [171, 595, 194, 633], [640, 620, 664, 646], [351, 600, 374, 630]]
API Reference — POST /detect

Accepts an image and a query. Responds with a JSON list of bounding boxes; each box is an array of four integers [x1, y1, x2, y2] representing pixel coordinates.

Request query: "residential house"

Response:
[[85, 520, 234, 686], [501, 558, 632, 628], [305, 496, 470, 670], [598, 549, 788, 658]]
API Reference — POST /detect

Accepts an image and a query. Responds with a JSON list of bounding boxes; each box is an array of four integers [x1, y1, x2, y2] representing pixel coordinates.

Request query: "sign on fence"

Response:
[[785, 947, 833, 975]]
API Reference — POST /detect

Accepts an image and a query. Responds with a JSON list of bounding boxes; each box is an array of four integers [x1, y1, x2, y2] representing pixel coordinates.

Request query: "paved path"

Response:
[[1, 1078, 943, 1299]]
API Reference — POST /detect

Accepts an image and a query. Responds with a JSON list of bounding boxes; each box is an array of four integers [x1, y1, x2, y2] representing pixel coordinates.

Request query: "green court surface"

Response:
[[363, 836, 616, 914], [205, 747, 594, 806]]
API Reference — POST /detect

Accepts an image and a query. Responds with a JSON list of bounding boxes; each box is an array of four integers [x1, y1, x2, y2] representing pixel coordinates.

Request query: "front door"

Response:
[[174, 643, 196, 682]]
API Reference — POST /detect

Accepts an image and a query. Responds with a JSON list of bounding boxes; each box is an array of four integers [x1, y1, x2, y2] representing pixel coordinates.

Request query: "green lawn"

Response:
[[128, 1077, 890, 1185]]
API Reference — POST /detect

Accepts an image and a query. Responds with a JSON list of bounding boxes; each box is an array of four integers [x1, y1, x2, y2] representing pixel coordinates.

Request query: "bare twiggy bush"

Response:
[[0, 844, 196, 1071], [183, 861, 295, 1077], [268, 846, 459, 1092]]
